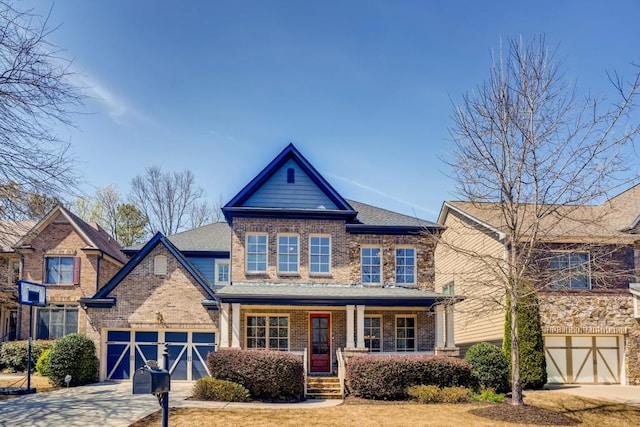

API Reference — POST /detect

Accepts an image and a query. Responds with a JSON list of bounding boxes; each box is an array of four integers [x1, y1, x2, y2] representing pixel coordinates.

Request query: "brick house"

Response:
[[435, 186, 640, 385], [80, 144, 460, 382]]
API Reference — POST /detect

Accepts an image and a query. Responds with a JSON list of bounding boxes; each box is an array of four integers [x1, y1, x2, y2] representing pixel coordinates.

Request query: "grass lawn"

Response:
[[132, 391, 640, 427], [0, 375, 56, 400]]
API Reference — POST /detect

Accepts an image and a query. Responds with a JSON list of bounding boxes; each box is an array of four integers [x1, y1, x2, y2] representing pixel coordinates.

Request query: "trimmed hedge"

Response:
[[346, 355, 473, 400], [208, 349, 304, 400], [192, 377, 250, 402], [47, 334, 98, 387], [407, 385, 473, 403], [0, 340, 54, 372], [464, 342, 510, 392]]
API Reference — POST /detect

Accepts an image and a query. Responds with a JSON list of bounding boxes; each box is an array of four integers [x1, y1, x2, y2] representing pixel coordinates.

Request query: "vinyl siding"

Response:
[[435, 209, 505, 346], [187, 257, 215, 286]]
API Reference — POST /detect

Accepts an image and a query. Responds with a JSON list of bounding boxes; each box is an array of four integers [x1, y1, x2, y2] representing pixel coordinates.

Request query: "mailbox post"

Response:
[[133, 344, 170, 427]]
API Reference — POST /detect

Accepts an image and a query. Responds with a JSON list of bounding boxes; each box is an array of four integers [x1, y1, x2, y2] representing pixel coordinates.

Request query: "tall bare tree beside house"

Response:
[[0, 1, 81, 233], [442, 36, 640, 405]]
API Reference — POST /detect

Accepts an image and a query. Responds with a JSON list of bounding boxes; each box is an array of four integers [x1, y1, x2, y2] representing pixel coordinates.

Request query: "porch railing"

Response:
[[336, 347, 346, 398]]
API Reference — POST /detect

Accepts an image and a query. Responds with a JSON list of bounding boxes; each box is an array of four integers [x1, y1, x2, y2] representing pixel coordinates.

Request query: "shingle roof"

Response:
[[63, 208, 128, 263], [347, 200, 440, 228], [127, 222, 232, 252], [0, 221, 35, 252]]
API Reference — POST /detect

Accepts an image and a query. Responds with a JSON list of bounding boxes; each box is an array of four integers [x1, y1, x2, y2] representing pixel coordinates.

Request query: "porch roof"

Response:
[[215, 282, 461, 307]]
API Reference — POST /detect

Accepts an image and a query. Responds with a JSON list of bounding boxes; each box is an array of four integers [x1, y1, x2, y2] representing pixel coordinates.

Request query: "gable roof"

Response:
[[82, 232, 217, 308], [223, 143, 357, 221], [14, 205, 127, 263], [0, 220, 35, 253]]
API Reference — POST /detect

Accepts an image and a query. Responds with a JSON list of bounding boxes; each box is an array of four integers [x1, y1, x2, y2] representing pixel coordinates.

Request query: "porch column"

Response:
[[220, 303, 230, 348], [346, 305, 355, 348], [231, 303, 241, 348], [435, 304, 445, 348], [356, 305, 365, 349], [445, 304, 455, 347]]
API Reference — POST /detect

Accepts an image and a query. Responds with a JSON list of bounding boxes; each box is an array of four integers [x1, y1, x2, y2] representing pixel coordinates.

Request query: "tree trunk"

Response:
[[510, 292, 524, 405]]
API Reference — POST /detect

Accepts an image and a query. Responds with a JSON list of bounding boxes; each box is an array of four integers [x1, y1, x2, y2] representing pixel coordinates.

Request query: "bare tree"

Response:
[[129, 166, 211, 235], [0, 1, 81, 230], [443, 36, 640, 405]]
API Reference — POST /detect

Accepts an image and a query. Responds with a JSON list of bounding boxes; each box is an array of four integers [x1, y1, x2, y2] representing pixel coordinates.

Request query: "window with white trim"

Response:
[[395, 247, 416, 285], [45, 256, 77, 285], [216, 260, 230, 284], [309, 235, 331, 274], [246, 315, 289, 350], [364, 316, 382, 352], [246, 233, 268, 273], [396, 316, 416, 351], [361, 247, 382, 284], [36, 304, 78, 339], [277, 234, 299, 274], [550, 251, 590, 289], [442, 281, 455, 295]]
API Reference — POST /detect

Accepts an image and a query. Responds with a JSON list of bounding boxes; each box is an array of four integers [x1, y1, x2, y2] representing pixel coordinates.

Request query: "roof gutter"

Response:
[[441, 202, 506, 241]]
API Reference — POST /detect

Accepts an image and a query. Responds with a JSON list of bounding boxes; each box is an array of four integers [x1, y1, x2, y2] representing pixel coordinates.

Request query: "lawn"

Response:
[[132, 391, 640, 427], [0, 375, 56, 400]]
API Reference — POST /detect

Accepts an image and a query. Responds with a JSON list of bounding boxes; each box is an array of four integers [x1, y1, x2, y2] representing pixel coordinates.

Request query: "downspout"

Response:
[[96, 251, 103, 293]]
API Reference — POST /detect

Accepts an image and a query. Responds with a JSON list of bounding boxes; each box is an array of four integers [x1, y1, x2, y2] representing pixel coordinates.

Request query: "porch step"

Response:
[[306, 376, 342, 399]]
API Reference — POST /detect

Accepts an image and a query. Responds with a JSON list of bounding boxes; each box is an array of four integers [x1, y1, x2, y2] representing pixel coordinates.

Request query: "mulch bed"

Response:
[[468, 399, 579, 425]]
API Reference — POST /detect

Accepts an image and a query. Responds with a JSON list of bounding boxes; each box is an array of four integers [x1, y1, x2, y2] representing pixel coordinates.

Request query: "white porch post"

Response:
[[435, 304, 445, 348], [220, 303, 230, 348], [346, 305, 355, 349], [445, 304, 455, 347], [231, 303, 241, 348], [356, 305, 365, 349]]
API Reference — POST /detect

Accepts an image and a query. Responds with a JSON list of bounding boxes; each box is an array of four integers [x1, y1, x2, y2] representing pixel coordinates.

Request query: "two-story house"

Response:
[[80, 144, 460, 382], [435, 186, 640, 385]]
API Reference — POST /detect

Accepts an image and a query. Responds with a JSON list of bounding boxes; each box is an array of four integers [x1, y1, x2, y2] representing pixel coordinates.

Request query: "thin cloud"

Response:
[[326, 173, 439, 216]]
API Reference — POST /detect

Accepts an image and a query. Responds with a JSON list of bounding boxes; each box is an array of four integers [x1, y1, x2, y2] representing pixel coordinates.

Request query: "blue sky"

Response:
[[24, 0, 640, 220]]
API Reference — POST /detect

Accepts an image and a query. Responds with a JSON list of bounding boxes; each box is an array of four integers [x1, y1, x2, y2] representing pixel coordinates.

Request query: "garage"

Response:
[[544, 335, 622, 384], [104, 329, 215, 381]]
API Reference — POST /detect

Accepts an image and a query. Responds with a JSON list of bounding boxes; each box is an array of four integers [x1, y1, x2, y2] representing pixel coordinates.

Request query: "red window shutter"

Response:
[[73, 257, 81, 284]]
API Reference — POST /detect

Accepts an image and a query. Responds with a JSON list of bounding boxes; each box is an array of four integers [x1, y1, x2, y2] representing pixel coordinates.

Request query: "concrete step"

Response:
[[306, 391, 343, 400]]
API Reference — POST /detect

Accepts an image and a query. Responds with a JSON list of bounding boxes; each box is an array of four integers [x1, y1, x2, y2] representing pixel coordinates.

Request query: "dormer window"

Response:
[[287, 168, 295, 183]]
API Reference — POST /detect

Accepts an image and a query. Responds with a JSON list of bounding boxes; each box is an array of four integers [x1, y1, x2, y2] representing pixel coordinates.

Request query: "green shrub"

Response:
[[439, 386, 473, 403], [406, 385, 440, 403], [47, 334, 98, 387], [473, 388, 506, 403], [192, 377, 250, 402], [208, 349, 304, 400], [346, 355, 473, 400], [464, 342, 510, 392], [0, 340, 54, 372], [35, 348, 52, 376]]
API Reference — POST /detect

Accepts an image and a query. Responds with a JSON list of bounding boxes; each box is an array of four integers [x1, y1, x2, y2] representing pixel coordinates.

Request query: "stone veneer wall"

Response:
[[539, 293, 640, 385]]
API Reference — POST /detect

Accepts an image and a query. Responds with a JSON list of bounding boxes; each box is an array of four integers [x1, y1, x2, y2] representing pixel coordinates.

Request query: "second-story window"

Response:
[[361, 247, 382, 284], [45, 256, 78, 285], [216, 260, 230, 284], [395, 247, 416, 285], [309, 235, 331, 274], [246, 233, 268, 273], [278, 234, 299, 274], [550, 251, 590, 289]]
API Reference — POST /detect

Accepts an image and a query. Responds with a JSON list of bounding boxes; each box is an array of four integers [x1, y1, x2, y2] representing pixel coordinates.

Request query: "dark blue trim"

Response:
[[223, 207, 357, 222], [180, 251, 229, 258], [346, 225, 442, 235], [216, 294, 459, 307], [223, 144, 355, 221], [89, 232, 217, 301], [79, 297, 116, 308]]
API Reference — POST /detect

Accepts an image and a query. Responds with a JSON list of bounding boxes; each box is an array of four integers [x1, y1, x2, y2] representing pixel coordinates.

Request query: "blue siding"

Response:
[[187, 257, 215, 286], [244, 159, 338, 209]]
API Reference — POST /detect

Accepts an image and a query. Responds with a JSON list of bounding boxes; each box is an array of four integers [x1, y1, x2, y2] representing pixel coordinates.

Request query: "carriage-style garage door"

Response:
[[544, 336, 622, 384], [105, 330, 215, 381]]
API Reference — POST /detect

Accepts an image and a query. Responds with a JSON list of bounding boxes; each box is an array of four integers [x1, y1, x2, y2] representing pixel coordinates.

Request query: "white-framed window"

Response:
[[36, 304, 79, 339], [364, 315, 382, 352], [277, 234, 299, 274], [395, 315, 416, 351], [215, 259, 230, 284], [246, 233, 268, 273], [442, 281, 455, 295], [309, 235, 331, 274], [395, 247, 416, 285], [45, 256, 78, 285], [361, 247, 382, 284], [550, 251, 590, 290], [246, 315, 289, 350]]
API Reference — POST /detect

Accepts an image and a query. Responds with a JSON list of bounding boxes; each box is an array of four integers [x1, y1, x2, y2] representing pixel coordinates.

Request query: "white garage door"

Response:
[[105, 329, 215, 381], [544, 335, 621, 384]]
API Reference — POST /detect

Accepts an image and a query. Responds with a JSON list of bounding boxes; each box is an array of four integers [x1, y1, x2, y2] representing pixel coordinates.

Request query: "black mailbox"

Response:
[[132, 365, 171, 395]]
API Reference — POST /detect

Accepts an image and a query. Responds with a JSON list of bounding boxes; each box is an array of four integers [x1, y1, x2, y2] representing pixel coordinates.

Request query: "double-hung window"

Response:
[[550, 252, 590, 289], [396, 316, 416, 351], [278, 234, 299, 274], [309, 235, 331, 274], [395, 247, 416, 285], [36, 304, 79, 339], [246, 315, 289, 350], [45, 256, 78, 284], [361, 247, 382, 284], [364, 316, 382, 352], [246, 234, 268, 273], [216, 260, 230, 284]]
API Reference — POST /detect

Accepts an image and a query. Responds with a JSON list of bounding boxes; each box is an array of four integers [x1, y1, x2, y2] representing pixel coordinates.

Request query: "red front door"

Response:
[[310, 314, 331, 372]]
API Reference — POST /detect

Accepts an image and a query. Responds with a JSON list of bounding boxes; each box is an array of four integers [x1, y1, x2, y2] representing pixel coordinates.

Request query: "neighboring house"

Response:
[[12, 206, 127, 342], [80, 143, 460, 382], [435, 186, 640, 385]]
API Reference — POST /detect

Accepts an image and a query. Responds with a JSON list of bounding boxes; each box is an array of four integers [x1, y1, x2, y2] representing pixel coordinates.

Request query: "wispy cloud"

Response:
[[325, 173, 439, 216]]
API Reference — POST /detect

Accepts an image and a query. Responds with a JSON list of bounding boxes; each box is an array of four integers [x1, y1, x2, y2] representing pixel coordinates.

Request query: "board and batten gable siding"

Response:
[[243, 159, 339, 209], [187, 257, 215, 286], [435, 208, 505, 347]]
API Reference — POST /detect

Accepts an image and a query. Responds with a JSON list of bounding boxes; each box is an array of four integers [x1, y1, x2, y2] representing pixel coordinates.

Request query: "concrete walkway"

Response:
[[0, 381, 342, 427], [544, 384, 640, 407]]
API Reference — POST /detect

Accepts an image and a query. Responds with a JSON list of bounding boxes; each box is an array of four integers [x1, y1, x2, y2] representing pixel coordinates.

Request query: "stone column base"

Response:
[[435, 347, 460, 357]]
